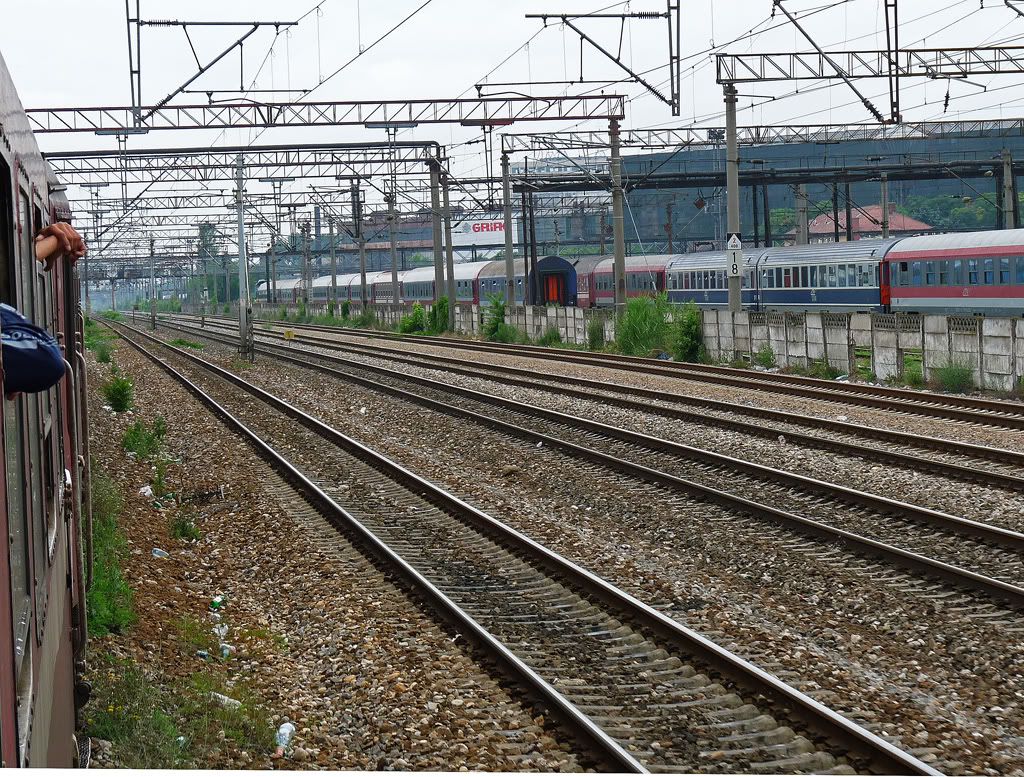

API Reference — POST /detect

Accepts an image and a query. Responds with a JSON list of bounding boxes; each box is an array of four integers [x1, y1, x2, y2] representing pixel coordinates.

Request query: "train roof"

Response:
[[452, 260, 495, 280], [594, 254, 673, 273], [478, 258, 527, 279], [276, 277, 303, 290], [887, 228, 1024, 255], [665, 250, 748, 272], [310, 273, 360, 287], [400, 265, 437, 283], [760, 238, 898, 265]]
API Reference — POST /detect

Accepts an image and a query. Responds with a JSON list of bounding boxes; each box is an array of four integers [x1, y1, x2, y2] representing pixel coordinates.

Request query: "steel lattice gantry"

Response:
[[501, 117, 1024, 153], [46, 142, 440, 185], [26, 95, 626, 133]]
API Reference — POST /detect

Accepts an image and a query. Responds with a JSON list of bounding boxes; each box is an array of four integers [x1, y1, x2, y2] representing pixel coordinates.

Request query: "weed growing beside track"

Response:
[[88, 471, 135, 636]]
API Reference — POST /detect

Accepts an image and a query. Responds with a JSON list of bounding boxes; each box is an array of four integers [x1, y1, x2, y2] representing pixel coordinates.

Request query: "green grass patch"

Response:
[[616, 294, 671, 356], [170, 510, 201, 541], [85, 652, 274, 768], [537, 327, 562, 347], [88, 472, 135, 636], [122, 417, 168, 460], [931, 359, 975, 393], [351, 309, 376, 329], [586, 318, 605, 350], [102, 369, 134, 412], [753, 343, 777, 369], [169, 338, 204, 350], [853, 346, 873, 381], [482, 294, 523, 343], [807, 358, 843, 380], [101, 310, 125, 322]]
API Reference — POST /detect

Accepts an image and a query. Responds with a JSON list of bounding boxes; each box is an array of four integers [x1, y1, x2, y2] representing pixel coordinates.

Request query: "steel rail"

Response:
[[110, 320, 939, 775], [165, 315, 1024, 490], [197, 314, 1024, 430], [105, 321, 645, 773], [151, 317, 1024, 608]]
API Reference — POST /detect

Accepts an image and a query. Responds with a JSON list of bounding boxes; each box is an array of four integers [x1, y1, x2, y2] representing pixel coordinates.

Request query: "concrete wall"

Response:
[[244, 301, 1023, 391], [705, 310, 1024, 390]]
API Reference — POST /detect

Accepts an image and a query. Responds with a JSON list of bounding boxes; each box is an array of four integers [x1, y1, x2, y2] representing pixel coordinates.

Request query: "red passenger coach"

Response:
[[0, 52, 90, 766], [885, 229, 1024, 316]]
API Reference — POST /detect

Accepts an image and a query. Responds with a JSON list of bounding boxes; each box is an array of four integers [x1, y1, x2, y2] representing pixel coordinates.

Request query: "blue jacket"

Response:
[[1, 303, 66, 394]]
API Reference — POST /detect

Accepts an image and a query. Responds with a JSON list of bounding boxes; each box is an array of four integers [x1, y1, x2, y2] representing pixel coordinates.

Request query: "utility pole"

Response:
[[235, 154, 253, 360], [149, 238, 156, 330], [386, 188, 400, 317], [441, 173, 456, 329], [845, 183, 854, 241], [795, 184, 809, 245], [665, 202, 674, 253], [259, 176, 294, 304], [329, 217, 338, 309], [724, 84, 742, 312], [350, 182, 368, 310], [609, 118, 626, 312], [299, 220, 311, 305], [832, 185, 841, 243], [1002, 148, 1016, 230], [430, 157, 445, 307], [880, 172, 890, 239], [501, 152, 515, 308]]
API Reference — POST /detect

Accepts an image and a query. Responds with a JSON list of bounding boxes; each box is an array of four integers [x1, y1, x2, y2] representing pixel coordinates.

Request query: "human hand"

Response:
[[35, 223, 87, 270]]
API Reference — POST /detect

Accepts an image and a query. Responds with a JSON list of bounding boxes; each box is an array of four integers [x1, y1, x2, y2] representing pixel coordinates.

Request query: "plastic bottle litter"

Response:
[[151, 548, 169, 559], [209, 594, 227, 611], [219, 643, 234, 658], [208, 692, 241, 710], [195, 649, 210, 660], [138, 485, 154, 498], [212, 623, 229, 639], [274, 722, 296, 758]]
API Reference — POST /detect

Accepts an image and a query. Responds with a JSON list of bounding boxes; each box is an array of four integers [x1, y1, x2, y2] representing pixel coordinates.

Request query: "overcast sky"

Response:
[[2, 0, 1022, 233]]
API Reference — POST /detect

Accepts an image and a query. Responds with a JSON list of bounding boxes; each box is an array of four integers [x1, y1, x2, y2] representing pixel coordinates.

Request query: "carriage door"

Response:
[[544, 274, 565, 305]]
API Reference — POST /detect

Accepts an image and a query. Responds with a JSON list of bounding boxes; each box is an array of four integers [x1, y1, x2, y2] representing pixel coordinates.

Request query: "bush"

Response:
[[537, 327, 563, 347], [222, 304, 230, 315], [753, 343, 777, 369], [617, 294, 670, 356], [903, 362, 925, 387], [428, 296, 449, 334], [399, 302, 427, 334], [671, 301, 703, 362], [277, 306, 288, 321], [95, 341, 114, 363], [101, 310, 125, 322], [932, 360, 974, 393], [352, 309, 376, 328], [341, 300, 351, 319], [587, 319, 605, 350], [88, 472, 135, 635], [482, 294, 507, 341], [103, 371, 134, 412], [170, 512, 201, 541], [122, 417, 167, 460]]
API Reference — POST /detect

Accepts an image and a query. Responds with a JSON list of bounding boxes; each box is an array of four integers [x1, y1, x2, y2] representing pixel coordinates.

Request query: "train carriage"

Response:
[[0, 50, 88, 766], [753, 240, 893, 312], [666, 249, 757, 308], [886, 229, 1024, 316], [590, 254, 670, 307], [477, 259, 526, 304]]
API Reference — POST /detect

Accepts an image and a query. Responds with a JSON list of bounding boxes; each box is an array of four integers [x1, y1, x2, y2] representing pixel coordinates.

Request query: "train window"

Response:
[[952, 259, 963, 285], [874, 265, 880, 286], [910, 262, 922, 286], [825, 265, 836, 287], [836, 265, 847, 288], [0, 159, 11, 303], [808, 266, 817, 286], [967, 259, 979, 284], [798, 266, 808, 287], [924, 263, 936, 285], [938, 262, 949, 285], [781, 268, 790, 288], [1000, 258, 1010, 284], [761, 269, 772, 289], [983, 258, 994, 285], [1017, 259, 1024, 284]]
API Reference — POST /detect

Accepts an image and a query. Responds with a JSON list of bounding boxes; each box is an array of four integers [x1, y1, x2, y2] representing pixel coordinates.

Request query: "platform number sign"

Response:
[[726, 233, 742, 278]]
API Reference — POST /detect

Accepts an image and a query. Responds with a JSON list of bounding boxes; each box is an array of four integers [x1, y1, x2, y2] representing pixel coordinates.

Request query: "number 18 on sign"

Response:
[[726, 232, 742, 277]]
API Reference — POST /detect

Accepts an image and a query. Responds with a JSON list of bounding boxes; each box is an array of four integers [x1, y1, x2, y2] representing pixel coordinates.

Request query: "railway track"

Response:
[[191, 313, 1024, 431], [107, 320, 937, 776], [162, 314, 1024, 491], [150, 317, 1024, 611]]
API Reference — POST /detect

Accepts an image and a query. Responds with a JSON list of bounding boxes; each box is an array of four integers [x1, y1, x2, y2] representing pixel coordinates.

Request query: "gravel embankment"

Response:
[[168, 332, 1024, 776], [86, 339, 581, 771]]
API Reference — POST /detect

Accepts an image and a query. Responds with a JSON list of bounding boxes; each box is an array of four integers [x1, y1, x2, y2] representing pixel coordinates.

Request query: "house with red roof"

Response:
[[789, 204, 932, 243]]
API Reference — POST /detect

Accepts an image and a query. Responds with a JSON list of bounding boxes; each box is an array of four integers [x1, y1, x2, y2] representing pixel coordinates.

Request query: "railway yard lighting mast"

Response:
[[258, 176, 295, 304]]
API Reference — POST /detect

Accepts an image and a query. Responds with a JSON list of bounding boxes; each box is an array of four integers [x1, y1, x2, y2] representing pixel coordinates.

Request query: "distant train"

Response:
[[0, 51, 90, 766], [257, 227, 1024, 316]]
